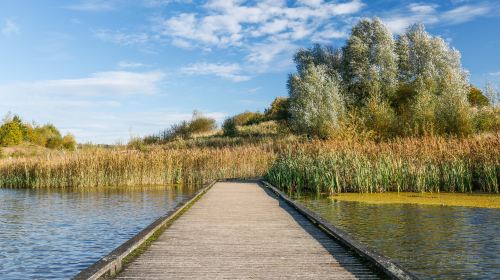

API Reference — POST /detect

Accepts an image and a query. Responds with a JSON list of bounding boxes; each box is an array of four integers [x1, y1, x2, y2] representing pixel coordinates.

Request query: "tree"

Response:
[[342, 17, 398, 105], [0, 121, 23, 146], [265, 97, 290, 122], [294, 44, 343, 78], [288, 64, 345, 138], [222, 118, 238, 137], [395, 24, 468, 96]]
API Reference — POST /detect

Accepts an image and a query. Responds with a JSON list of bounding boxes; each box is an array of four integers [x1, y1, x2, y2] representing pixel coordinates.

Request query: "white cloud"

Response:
[[0, 70, 171, 143], [0, 71, 166, 97], [180, 63, 250, 82], [117, 61, 149, 69], [152, 0, 364, 68], [442, 5, 490, 24], [489, 71, 500, 76], [1, 19, 20, 36], [409, 4, 437, 14], [383, 3, 491, 34], [94, 29, 150, 46]]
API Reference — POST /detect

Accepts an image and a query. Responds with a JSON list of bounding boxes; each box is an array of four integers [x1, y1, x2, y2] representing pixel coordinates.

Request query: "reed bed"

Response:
[[1, 134, 498, 193], [266, 134, 500, 194], [0, 145, 276, 188]]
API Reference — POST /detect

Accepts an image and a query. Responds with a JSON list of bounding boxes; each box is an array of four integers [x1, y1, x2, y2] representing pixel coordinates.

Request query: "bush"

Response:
[[222, 118, 238, 137], [265, 97, 290, 122], [188, 111, 217, 134], [288, 64, 345, 138], [434, 91, 474, 136], [468, 86, 490, 107], [473, 107, 500, 132], [0, 121, 23, 146], [62, 134, 77, 151], [232, 111, 265, 126]]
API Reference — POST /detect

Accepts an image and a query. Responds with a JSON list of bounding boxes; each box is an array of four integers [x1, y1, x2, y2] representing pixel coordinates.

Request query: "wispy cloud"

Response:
[[117, 61, 149, 69], [94, 29, 150, 46], [0, 70, 166, 97], [0, 70, 170, 143], [489, 71, 500, 76], [180, 63, 250, 82], [1, 19, 20, 36], [383, 2, 492, 33], [66, 0, 116, 11]]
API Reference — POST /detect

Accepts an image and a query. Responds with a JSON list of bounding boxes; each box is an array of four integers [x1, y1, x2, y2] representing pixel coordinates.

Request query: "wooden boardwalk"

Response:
[[116, 182, 381, 279]]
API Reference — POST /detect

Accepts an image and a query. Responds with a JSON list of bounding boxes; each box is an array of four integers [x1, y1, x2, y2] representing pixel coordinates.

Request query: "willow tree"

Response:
[[342, 17, 398, 105], [288, 64, 345, 138], [396, 24, 472, 135]]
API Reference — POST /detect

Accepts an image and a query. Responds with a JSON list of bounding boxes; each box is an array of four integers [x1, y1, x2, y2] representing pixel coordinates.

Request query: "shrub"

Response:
[[232, 111, 265, 126], [468, 86, 490, 107], [473, 107, 500, 132], [222, 118, 238, 137], [62, 134, 77, 151], [188, 111, 217, 134], [0, 121, 23, 146], [265, 97, 290, 122]]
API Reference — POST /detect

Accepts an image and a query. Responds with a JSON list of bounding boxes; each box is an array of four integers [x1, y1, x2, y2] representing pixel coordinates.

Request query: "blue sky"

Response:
[[0, 0, 499, 143]]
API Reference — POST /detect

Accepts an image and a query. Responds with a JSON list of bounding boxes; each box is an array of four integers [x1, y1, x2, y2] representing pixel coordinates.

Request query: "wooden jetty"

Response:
[[75, 180, 416, 280]]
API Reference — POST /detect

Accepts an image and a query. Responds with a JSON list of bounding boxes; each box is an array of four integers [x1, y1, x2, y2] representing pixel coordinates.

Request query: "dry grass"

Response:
[[0, 145, 276, 188]]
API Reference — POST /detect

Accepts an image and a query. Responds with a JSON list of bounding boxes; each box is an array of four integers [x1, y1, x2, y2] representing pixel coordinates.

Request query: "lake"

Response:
[[295, 194, 500, 279], [0, 186, 198, 279]]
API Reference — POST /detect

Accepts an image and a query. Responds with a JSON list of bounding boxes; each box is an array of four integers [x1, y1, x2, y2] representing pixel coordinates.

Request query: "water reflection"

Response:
[[295, 194, 500, 279], [0, 185, 198, 279]]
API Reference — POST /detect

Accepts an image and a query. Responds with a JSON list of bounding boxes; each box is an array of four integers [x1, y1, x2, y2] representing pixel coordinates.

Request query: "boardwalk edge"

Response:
[[72, 180, 217, 280], [260, 180, 419, 280]]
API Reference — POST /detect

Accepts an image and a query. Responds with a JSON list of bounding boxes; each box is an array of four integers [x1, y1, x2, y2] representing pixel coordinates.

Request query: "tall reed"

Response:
[[0, 145, 275, 188], [266, 135, 499, 194]]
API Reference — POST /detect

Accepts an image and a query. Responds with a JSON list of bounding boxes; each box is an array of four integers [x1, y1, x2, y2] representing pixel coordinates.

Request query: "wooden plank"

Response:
[[116, 181, 383, 279], [72, 181, 217, 280], [261, 180, 418, 280]]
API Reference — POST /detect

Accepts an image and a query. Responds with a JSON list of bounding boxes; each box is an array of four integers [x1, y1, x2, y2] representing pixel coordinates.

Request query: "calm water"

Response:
[[295, 195, 500, 279], [0, 186, 198, 279]]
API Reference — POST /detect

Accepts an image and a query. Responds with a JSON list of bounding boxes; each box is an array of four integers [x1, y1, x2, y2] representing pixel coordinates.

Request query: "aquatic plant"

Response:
[[266, 134, 499, 194]]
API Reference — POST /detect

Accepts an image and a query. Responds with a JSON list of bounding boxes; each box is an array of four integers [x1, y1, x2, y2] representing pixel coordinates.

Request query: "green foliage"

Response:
[[0, 113, 76, 150], [0, 121, 23, 146], [232, 111, 265, 126], [62, 134, 77, 151], [222, 118, 238, 137], [284, 18, 495, 140], [140, 111, 217, 144], [288, 64, 345, 138], [293, 44, 342, 77], [342, 17, 398, 104], [188, 112, 217, 134], [265, 97, 290, 122], [468, 86, 490, 107], [473, 107, 500, 132], [362, 94, 397, 140]]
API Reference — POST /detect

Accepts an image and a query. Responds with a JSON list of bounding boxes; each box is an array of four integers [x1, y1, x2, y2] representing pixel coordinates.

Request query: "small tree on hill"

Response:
[[0, 121, 23, 146]]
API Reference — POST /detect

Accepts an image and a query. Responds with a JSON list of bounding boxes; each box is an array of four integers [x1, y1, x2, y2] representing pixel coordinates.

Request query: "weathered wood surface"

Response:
[[116, 182, 381, 279]]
